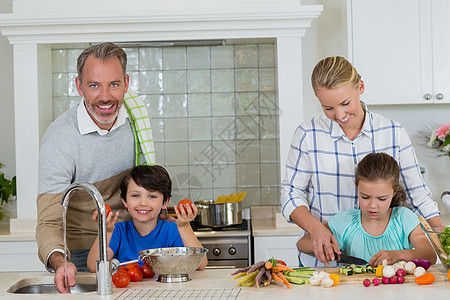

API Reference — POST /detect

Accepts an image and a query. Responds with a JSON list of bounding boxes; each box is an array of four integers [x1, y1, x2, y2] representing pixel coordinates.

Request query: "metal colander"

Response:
[[138, 247, 208, 282]]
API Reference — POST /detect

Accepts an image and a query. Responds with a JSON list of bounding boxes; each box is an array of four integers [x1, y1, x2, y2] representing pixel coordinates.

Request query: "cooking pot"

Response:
[[194, 199, 242, 227]]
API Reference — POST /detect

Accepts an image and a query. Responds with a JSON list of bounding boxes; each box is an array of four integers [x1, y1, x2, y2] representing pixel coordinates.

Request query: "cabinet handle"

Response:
[[436, 93, 444, 100], [424, 93, 432, 100]]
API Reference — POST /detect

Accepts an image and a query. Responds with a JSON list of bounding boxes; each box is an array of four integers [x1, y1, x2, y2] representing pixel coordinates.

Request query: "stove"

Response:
[[193, 219, 251, 269]]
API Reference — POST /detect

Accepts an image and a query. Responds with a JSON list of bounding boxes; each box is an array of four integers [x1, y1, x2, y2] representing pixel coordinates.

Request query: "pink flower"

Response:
[[435, 123, 450, 140]]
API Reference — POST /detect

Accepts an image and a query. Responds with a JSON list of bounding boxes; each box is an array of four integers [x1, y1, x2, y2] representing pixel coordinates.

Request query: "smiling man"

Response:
[[35, 42, 155, 293]]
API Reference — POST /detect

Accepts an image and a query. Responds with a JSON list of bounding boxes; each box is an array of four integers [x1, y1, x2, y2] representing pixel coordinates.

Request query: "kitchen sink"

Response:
[[7, 274, 97, 294]]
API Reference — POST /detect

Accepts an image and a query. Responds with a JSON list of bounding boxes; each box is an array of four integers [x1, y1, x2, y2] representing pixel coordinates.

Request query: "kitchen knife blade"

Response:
[[336, 253, 368, 265]]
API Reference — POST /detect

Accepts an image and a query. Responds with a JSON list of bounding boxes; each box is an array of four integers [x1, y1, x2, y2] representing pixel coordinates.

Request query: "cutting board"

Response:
[[322, 266, 445, 284]]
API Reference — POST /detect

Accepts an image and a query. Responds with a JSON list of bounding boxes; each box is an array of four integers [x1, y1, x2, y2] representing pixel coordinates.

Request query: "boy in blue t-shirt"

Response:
[[87, 165, 208, 271]]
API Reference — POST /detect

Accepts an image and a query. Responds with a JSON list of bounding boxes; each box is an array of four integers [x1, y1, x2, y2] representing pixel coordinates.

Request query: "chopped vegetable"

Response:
[[413, 266, 426, 277], [284, 275, 306, 285], [415, 273, 435, 285], [410, 259, 431, 270]]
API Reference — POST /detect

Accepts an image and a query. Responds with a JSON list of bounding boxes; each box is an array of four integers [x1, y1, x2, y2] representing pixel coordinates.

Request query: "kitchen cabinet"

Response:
[[348, 0, 450, 105], [253, 236, 299, 267]]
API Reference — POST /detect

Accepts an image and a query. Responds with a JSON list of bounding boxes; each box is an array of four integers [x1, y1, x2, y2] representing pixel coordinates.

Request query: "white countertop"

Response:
[[1, 268, 449, 299]]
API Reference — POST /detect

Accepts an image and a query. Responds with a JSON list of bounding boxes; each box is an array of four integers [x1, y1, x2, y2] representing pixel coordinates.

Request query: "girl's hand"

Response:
[[174, 203, 197, 226], [369, 250, 400, 266], [92, 210, 119, 233]]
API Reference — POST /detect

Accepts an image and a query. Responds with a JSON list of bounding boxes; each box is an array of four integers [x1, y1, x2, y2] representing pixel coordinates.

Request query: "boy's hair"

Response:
[[77, 42, 127, 84], [355, 152, 407, 208], [120, 165, 172, 203], [311, 56, 361, 91]]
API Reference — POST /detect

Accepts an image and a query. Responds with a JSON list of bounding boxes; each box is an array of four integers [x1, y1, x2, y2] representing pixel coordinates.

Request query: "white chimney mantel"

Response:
[[0, 0, 322, 233]]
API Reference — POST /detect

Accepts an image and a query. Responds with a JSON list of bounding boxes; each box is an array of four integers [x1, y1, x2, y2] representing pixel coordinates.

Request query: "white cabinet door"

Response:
[[349, 0, 450, 105], [253, 236, 299, 267]]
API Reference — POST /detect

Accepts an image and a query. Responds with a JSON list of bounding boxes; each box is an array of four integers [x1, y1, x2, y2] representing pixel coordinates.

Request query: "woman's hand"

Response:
[[309, 224, 341, 265], [92, 210, 119, 233], [174, 203, 197, 226]]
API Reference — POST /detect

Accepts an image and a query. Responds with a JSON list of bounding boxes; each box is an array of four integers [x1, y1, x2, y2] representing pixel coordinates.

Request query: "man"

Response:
[[35, 42, 155, 293]]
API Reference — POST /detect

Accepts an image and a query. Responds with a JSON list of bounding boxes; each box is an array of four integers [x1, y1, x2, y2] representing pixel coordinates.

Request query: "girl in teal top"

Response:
[[297, 152, 436, 266]]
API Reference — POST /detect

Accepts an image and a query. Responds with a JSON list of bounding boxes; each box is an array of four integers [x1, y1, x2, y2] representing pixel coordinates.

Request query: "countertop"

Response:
[[2, 268, 450, 299]]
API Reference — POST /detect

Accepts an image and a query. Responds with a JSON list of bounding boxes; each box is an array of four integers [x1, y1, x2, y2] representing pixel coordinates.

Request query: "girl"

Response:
[[280, 56, 441, 267], [296, 152, 437, 266], [87, 165, 207, 272]]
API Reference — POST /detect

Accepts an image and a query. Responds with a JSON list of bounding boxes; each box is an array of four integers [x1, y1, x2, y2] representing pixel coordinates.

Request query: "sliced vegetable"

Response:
[[284, 275, 306, 285], [415, 273, 435, 285], [410, 259, 431, 270]]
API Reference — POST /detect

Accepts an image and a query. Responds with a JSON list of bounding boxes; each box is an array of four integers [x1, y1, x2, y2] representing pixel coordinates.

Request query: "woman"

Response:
[[280, 56, 442, 267]]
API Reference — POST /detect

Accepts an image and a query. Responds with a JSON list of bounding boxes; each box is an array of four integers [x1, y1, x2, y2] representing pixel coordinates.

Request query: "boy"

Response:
[[87, 165, 207, 271]]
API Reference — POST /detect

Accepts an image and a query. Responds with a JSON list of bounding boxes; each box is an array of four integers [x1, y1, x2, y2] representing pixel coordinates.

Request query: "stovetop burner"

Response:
[[191, 219, 249, 232]]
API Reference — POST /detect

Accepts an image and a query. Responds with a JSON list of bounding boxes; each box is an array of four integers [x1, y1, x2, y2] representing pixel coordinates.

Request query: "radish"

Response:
[[389, 276, 398, 284], [396, 268, 406, 277], [381, 277, 390, 284], [397, 275, 405, 284], [372, 278, 381, 286], [363, 279, 371, 287]]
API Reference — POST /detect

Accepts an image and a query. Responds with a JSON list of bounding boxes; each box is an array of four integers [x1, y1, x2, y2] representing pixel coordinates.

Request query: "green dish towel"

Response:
[[123, 91, 156, 165]]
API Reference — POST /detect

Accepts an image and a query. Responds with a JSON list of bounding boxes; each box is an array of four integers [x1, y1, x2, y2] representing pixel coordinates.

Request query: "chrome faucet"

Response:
[[61, 182, 112, 295]]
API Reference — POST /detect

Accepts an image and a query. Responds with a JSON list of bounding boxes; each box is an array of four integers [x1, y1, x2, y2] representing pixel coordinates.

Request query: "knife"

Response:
[[336, 252, 368, 265]]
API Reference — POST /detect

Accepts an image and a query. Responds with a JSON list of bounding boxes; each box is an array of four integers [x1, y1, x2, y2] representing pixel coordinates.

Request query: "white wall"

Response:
[[302, 0, 450, 213], [0, 1, 14, 179]]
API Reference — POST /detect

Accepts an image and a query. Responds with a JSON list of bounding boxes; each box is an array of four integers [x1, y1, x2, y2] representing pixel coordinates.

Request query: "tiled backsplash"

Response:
[[51, 43, 280, 207]]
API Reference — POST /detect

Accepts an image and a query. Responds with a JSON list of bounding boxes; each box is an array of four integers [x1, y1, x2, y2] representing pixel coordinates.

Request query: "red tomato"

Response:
[[177, 199, 193, 213], [141, 265, 155, 278], [128, 267, 144, 282], [126, 263, 140, 270], [96, 204, 112, 216], [117, 266, 128, 274], [277, 260, 287, 266], [112, 272, 130, 288]]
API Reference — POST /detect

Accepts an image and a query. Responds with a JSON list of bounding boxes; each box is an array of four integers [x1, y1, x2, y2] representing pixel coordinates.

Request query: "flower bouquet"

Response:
[[427, 123, 450, 158]]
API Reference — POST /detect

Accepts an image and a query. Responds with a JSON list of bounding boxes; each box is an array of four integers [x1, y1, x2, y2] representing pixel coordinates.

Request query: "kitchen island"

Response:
[[1, 268, 449, 299]]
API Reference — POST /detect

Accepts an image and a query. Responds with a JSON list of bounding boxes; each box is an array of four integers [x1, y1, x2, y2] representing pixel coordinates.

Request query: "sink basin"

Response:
[[7, 274, 97, 294]]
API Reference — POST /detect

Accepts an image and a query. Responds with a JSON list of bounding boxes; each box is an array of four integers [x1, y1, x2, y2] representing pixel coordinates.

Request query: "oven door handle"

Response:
[[205, 265, 243, 269]]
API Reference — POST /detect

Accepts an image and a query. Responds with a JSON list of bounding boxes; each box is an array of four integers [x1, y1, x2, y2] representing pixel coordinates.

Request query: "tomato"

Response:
[[112, 272, 130, 288], [128, 266, 144, 282], [277, 260, 287, 266], [117, 266, 128, 274], [177, 199, 193, 213], [141, 264, 155, 278], [126, 263, 140, 270], [96, 203, 112, 216]]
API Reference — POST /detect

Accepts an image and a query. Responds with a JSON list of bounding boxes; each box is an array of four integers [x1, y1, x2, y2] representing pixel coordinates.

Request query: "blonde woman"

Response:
[[280, 56, 442, 267]]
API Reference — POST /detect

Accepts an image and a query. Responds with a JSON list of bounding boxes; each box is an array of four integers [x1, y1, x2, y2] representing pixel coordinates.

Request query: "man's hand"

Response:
[[49, 252, 77, 293], [309, 224, 340, 265]]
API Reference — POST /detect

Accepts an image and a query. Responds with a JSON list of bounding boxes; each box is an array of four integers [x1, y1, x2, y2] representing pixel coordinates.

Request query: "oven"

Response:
[[193, 219, 252, 269]]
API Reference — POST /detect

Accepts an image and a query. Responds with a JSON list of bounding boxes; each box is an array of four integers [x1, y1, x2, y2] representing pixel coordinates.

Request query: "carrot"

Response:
[[265, 261, 273, 270], [276, 272, 292, 289], [271, 272, 284, 283], [230, 266, 250, 275], [275, 264, 295, 272], [254, 267, 266, 289], [247, 261, 265, 274]]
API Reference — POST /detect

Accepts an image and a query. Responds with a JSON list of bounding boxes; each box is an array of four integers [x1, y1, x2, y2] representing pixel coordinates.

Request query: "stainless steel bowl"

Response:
[[138, 247, 208, 282]]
